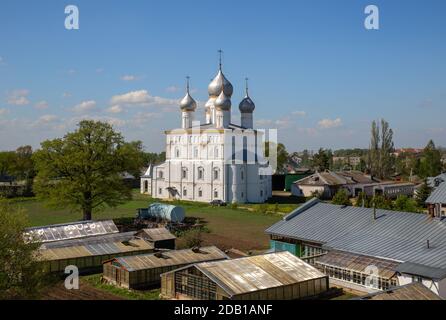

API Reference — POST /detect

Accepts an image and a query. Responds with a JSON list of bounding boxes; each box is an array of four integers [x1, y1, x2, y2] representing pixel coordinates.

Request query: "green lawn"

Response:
[[82, 274, 160, 300], [7, 191, 287, 251]]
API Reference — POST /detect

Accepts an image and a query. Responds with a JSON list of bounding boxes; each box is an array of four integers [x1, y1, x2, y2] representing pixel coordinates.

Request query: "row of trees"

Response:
[[0, 146, 36, 194], [331, 188, 424, 213], [285, 119, 444, 181], [394, 140, 443, 179]]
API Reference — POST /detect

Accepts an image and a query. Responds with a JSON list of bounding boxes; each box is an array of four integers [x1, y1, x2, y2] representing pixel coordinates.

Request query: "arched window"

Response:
[[182, 168, 188, 179], [260, 190, 264, 197], [213, 168, 220, 180], [175, 148, 180, 158], [214, 189, 219, 198], [193, 147, 198, 159], [241, 170, 244, 181], [183, 188, 187, 197], [214, 146, 219, 158], [158, 171, 164, 179], [144, 180, 149, 192], [198, 188, 203, 197], [198, 167, 204, 180]]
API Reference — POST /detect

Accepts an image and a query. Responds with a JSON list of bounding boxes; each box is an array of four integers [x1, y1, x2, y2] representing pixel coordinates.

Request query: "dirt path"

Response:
[[41, 280, 123, 300]]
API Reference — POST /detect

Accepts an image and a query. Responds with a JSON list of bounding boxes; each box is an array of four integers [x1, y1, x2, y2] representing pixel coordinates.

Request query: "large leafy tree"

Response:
[[415, 179, 432, 207], [393, 195, 420, 213], [0, 203, 47, 299], [332, 189, 351, 206], [0, 151, 15, 177], [312, 148, 330, 171], [367, 119, 394, 179], [419, 140, 442, 178], [380, 119, 394, 179], [264, 142, 289, 173], [33, 120, 144, 220]]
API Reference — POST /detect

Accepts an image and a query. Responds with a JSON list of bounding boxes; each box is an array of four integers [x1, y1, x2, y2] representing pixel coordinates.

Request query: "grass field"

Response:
[[7, 191, 291, 251], [82, 274, 160, 300]]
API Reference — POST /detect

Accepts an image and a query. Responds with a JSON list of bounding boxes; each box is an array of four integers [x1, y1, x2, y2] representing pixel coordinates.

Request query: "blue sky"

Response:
[[0, 0, 445, 152]]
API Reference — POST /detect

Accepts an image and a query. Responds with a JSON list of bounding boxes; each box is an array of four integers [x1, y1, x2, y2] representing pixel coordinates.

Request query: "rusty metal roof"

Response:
[[192, 251, 326, 297], [109, 246, 228, 272], [137, 228, 176, 242], [314, 250, 400, 279], [358, 283, 442, 300], [38, 238, 153, 261]]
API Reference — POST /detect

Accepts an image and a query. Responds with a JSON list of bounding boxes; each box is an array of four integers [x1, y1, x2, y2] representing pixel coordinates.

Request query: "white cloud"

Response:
[[318, 118, 342, 129], [72, 100, 97, 113], [7, 89, 30, 106], [121, 75, 138, 81], [107, 105, 124, 114], [254, 118, 291, 129], [34, 100, 49, 110], [62, 92, 72, 98], [67, 69, 76, 75], [37, 114, 58, 123], [292, 110, 306, 117], [110, 90, 178, 108]]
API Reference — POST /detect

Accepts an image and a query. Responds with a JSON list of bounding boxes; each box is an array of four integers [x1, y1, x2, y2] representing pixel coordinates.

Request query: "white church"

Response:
[[140, 56, 272, 204]]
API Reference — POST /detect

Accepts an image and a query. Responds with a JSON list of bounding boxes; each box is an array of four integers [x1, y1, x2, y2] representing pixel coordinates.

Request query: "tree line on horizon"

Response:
[[276, 119, 445, 181]]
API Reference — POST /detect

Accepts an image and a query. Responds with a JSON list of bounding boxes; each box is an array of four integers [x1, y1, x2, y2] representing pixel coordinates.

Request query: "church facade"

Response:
[[140, 59, 272, 204]]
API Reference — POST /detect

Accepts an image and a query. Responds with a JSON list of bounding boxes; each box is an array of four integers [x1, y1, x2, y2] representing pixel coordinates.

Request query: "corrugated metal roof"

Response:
[[357, 283, 442, 300], [110, 246, 228, 272], [395, 262, 446, 280], [24, 220, 119, 243], [38, 238, 153, 261], [266, 199, 446, 273], [315, 250, 399, 279], [193, 251, 326, 297], [137, 228, 176, 242], [42, 232, 137, 249], [267, 199, 377, 244], [426, 181, 446, 204]]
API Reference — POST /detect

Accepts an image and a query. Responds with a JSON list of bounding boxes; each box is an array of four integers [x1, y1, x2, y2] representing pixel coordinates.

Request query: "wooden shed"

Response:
[[102, 246, 228, 289], [160, 251, 329, 300], [37, 232, 154, 274], [135, 228, 176, 249]]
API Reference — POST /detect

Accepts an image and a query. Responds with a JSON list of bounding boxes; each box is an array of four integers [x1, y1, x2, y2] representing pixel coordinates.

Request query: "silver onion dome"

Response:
[[214, 87, 231, 111], [239, 96, 255, 113], [239, 78, 255, 113], [179, 77, 197, 112], [208, 70, 233, 97]]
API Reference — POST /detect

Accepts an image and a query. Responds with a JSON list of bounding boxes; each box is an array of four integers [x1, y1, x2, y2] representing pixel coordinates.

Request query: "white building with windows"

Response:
[[140, 60, 272, 204]]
